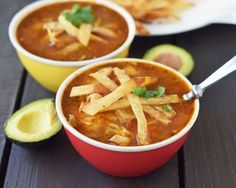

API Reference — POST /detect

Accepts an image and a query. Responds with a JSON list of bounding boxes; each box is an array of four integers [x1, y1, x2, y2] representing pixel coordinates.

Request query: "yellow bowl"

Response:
[[9, 0, 135, 93]]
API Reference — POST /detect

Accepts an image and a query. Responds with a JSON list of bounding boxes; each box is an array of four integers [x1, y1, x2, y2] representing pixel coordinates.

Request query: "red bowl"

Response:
[[56, 58, 200, 177]]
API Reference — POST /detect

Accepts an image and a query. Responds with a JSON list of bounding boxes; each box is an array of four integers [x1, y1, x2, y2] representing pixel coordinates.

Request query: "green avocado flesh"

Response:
[[4, 99, 62, 145], [143, 44, 195, 76]]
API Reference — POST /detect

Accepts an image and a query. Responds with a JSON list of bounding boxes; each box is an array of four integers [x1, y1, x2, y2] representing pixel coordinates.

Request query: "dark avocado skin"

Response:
[[5, 129, 63, 149]]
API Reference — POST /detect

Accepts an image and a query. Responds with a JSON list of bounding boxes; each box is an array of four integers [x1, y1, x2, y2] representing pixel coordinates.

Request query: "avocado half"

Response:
[[4, 98, 62, 148], [143, 44, 195, 76]]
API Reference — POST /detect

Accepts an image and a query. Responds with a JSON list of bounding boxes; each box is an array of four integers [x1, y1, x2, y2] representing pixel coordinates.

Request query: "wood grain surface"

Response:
[[176, 25, 236, 188], [1, 0, 236, 188]]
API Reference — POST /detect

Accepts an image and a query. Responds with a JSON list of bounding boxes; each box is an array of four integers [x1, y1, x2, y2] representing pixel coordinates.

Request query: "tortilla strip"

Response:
[[140, 95, 181, 105], [116, 109, 135, 123], [109, 135, 130, 146], [86, 93, 102, 102], [43, 22, 64, 33], [95, 67, 113, 76], [142, 105, 171, 125], [44, 21, 65, 44], [58, 14, 78, 36], [70, 82, 110, 97], [113, 67, 130, 83], [81, 79, 136, 115], [102, 94, 181, 111], [128, 94, 149, 144], [59, 15, 93, 46], [103, 23, 117, 29], [90, 68, 118, 91], [154, 106, 176, 118], [92, 26, 117, 38], [105, 123, 119, 134], [105, 123, 132, 138], [135, 20, 150, 35], [68, 114, 78, 128], [77, 24, 92, 46], [114, 67, 149, 145], [70, 84, 94, 97], [112, 0, 193, 35], [45, 28, 58, 45], [59, 42, 82, 56], [90, 34, 107, 43], [71, 68, 113, 97]]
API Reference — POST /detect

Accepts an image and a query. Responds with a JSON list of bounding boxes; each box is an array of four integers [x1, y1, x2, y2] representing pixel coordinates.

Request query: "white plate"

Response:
[[140, 0, 236, 36]]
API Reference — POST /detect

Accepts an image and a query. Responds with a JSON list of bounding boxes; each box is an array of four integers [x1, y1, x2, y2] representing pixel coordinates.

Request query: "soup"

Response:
[[62, 61, 195, 146], [17, 2, 128, 61]]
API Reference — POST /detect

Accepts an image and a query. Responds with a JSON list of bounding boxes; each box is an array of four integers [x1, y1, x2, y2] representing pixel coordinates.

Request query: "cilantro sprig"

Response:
[[62, 4, 94, 27], [133, 86, 165, 99]]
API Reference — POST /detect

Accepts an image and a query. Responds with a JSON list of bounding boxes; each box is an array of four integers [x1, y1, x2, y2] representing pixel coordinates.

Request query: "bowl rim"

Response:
[[56, 58, 200, 152], [8, 0, 136, 67]]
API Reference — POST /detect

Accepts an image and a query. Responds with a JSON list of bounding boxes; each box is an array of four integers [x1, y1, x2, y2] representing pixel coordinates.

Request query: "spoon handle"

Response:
[[199, 56, 236, 89], [183, 56, 236, 100]]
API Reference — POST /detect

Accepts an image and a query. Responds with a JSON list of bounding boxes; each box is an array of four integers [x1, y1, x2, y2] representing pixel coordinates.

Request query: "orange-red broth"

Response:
[[62, 62, 195, 146], [17, 2, 128, 61]]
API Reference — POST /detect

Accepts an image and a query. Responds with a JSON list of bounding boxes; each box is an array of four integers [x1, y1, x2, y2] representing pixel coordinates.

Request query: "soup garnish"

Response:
[[62, 62, 195, 146], [17, 2, 129, 61]]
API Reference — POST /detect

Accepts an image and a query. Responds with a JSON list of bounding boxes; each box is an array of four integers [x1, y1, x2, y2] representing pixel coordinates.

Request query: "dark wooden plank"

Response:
[[0, 0, 33, 185], [4, 36, 181, 187], [175, 25, 236, 188]]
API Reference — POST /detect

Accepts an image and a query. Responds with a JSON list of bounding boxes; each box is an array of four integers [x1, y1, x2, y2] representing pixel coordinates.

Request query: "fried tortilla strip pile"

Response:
[[112, 0, 194, 35], [81, 79, 136, 115], [70, 65, 182, 146]]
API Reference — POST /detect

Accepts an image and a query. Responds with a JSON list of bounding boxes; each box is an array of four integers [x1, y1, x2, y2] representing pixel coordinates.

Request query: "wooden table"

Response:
[[1, 1, 236, 187]]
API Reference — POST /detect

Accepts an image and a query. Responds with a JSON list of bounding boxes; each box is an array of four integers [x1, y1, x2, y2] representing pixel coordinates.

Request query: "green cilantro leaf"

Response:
[[72, 4, 80, 14], [143, 91, 155, 98], [154, 86, 165, 97], [62, 5, 94, 27], [133, 87, 146, 97], [133, 86, 166, 99], [163, 104, 172, 111]]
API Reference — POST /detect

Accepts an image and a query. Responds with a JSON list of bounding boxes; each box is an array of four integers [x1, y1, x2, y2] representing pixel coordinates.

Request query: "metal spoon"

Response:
[[183, 56, 236, 101]]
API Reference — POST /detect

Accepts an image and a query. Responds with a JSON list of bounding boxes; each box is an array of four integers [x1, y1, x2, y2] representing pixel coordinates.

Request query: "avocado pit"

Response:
[[143, 44, 195, 76], [154, 53, 182, 71]]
